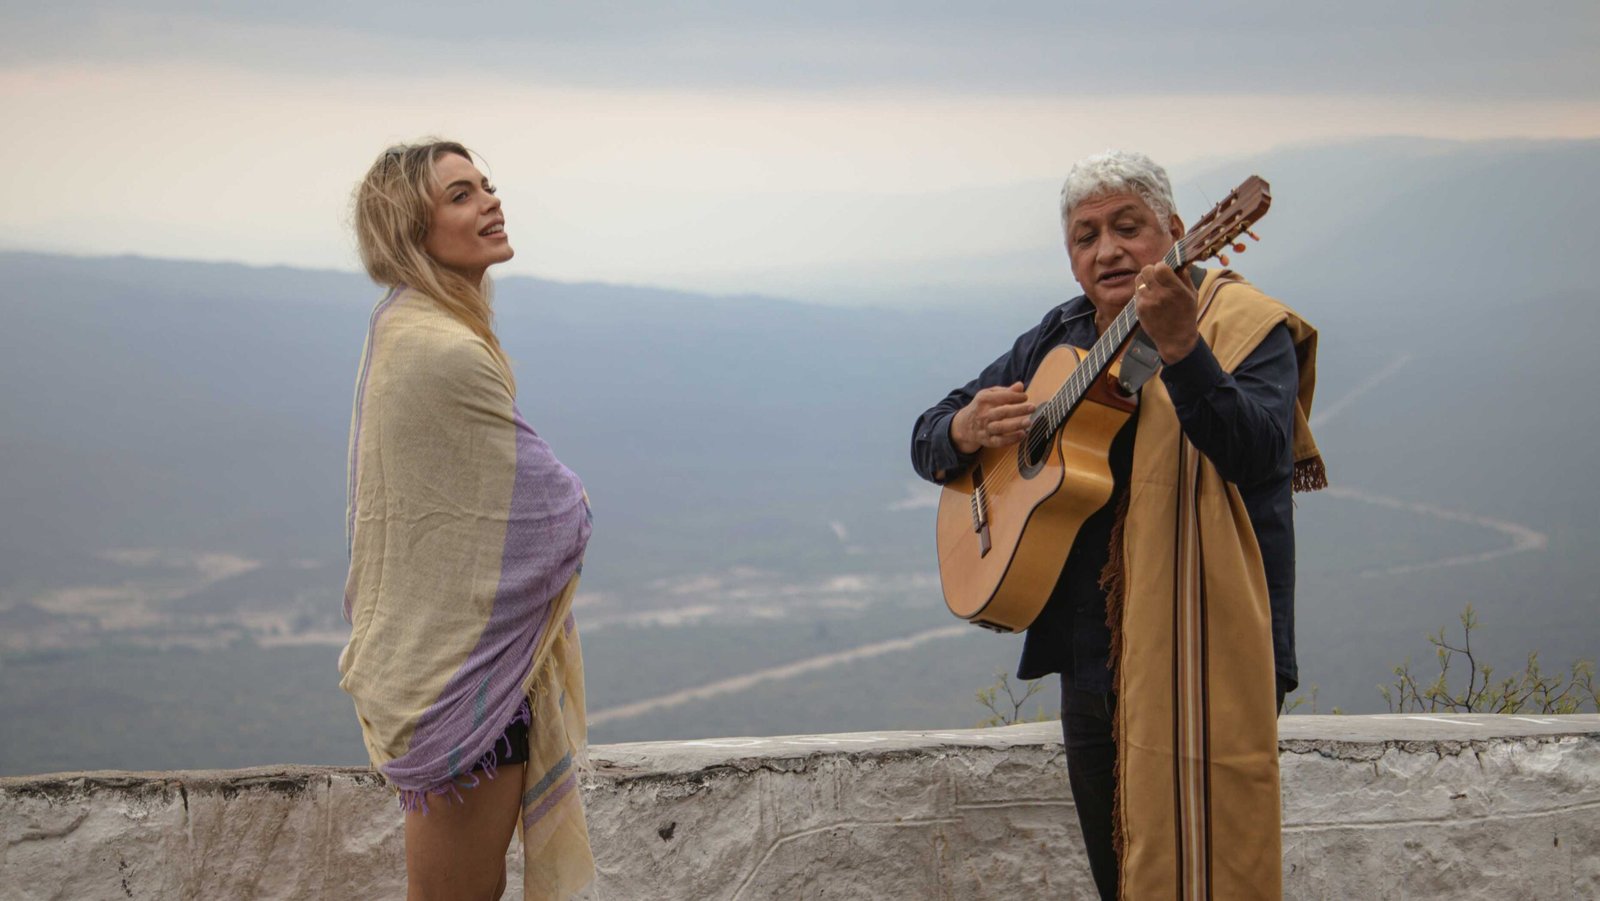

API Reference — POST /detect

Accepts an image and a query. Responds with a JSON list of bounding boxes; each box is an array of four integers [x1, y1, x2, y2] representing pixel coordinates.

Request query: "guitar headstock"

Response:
[[1178, 175, 1270, 268]]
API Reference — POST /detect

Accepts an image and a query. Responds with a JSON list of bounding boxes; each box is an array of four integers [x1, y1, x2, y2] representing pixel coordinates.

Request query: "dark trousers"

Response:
[[1060, 681, 1120, 901], [1059, 676, 1287, 901]]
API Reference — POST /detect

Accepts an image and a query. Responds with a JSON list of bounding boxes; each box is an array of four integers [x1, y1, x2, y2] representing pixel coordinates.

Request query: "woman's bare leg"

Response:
[[404, 763, 525, 901]]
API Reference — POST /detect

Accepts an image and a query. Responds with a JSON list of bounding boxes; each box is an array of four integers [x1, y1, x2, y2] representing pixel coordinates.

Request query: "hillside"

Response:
[[1, 137, 1597, 772]]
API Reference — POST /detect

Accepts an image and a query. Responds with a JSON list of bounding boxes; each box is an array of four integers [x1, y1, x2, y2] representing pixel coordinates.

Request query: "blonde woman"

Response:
[[343, 140, 594, 900]]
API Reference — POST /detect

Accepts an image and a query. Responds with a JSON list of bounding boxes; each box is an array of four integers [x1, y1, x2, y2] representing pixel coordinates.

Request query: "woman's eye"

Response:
[[453, 192, 469, 203], [485, 185, 497, 195]]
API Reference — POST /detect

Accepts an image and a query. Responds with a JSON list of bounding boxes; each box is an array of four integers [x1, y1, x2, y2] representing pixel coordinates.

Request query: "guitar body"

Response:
[[936, 345, 1135, 632]]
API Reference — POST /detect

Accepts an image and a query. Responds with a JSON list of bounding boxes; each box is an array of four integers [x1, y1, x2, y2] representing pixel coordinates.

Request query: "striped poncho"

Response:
[[1108, 270, 1322, 900], [340, 286, 595, 899]]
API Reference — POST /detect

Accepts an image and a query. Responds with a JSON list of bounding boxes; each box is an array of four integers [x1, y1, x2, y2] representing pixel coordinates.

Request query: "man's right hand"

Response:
[[950, 382, 1035, 455]]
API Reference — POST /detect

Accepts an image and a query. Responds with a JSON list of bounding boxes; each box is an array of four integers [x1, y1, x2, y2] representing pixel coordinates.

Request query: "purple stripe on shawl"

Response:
[[343, 285, 405, 622], [379, 406, 590, 794], [523, 771, 579, 830], [523, 751, 573, 809]]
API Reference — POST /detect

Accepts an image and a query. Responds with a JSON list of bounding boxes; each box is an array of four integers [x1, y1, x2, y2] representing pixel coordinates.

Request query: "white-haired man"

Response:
[[911, 150, 1324, 900]]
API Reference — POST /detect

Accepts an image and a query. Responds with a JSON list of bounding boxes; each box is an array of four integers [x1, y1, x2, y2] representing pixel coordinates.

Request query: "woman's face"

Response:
[[422, 152, 513, 281]]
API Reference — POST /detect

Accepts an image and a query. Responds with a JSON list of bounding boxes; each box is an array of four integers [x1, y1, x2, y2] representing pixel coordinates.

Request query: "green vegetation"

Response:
[[972, 603, 1600, 722], [1382, 604, 1599, 714], [974, 670, 1056, 727], [1281, 684, 1342, 715]]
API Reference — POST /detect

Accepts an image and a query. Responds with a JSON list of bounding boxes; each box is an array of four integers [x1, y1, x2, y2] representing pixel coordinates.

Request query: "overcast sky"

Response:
[[3, 2, 1596, 301]]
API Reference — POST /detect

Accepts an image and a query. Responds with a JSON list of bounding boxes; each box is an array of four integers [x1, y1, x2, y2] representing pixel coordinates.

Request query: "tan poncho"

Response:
[[341, 286, 596, 899], [1107, 269, 1323, 900]]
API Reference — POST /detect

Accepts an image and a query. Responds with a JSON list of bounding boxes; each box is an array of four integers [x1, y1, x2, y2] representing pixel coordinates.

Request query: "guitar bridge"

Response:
[[970, 463, 992, 557]]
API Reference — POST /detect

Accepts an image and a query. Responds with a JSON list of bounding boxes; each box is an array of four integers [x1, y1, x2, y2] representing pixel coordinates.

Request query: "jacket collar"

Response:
[[1058, 293, 1096, 324], [1052, 293, 1097, 335]]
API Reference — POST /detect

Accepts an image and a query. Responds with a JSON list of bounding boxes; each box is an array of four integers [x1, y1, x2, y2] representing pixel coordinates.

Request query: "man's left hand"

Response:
[[1134, 263, 1200, 364]]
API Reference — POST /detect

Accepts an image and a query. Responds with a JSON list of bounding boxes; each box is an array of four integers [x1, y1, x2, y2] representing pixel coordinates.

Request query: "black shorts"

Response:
[[474, 698, 531, 771]]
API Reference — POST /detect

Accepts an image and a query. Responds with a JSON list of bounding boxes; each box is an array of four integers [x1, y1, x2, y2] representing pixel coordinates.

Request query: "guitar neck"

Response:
[[1035, 239, 1190, 434]]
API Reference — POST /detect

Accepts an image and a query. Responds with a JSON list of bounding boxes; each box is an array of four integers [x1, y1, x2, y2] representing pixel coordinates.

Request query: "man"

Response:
[[910, 150, 1323, 900]]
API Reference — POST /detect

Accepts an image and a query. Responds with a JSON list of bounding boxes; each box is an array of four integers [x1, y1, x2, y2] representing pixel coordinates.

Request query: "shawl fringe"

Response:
[[1099, 490, 1132, 682], [396, 698, 535, 814], [1293, 455, 1328, 493], [1098, 490, 1132, 861]]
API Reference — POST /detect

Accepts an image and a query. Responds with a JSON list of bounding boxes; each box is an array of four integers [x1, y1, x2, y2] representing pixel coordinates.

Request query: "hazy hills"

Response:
[[1, 136, 1596, 773]]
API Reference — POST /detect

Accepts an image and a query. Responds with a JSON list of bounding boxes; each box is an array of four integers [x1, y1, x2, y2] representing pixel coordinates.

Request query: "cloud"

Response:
[[4, 2, 1596, 100], [2, 4, 1597, 296], [889, 481, 941, 511], [6, 59, 1594, 298]]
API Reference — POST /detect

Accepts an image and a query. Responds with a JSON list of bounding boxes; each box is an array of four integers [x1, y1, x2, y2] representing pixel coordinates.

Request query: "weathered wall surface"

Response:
[[2, 715, 1596, 900]]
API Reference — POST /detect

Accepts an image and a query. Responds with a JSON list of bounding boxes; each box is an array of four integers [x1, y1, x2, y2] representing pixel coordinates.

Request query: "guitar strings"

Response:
[[962, 303, 1134, 505], [967, 200, 1254, 504], [968, 300, 1132, 500], [945, 183, 1262, 568], [963, 236, 1190, 505], [972, 233, 1191, 500]]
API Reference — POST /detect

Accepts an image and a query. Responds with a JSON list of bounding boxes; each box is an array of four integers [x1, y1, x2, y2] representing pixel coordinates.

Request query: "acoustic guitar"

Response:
[[936, 177, 1272, 632]]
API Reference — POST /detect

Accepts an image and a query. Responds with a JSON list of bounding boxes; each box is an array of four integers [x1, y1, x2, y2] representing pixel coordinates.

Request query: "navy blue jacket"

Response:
[[911, 287, 1300, 695]]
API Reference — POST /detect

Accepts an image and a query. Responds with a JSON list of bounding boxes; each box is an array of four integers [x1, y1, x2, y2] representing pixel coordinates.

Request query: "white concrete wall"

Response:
[[1, 715, 1596, 900]]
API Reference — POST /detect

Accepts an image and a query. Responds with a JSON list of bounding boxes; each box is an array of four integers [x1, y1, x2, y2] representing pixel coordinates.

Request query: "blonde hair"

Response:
[[352, 139, 513, 380]]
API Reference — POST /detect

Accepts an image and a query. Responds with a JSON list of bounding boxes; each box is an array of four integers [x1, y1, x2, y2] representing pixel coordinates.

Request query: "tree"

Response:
[[975, 670, 1056, 727], [1381, 604, 1600, 714]]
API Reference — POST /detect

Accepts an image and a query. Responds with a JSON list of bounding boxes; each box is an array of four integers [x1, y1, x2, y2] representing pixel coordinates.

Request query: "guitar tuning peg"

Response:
[[1232, 242, 1247, 253], [1217, 252, 1230, 266], [1246, 229, 1261, 241]]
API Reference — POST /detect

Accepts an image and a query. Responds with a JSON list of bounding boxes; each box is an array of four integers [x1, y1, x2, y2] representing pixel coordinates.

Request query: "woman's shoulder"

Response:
[[376, 287, 475, 338], [373, 288, 484, 350], [367, 289, 508, 391]]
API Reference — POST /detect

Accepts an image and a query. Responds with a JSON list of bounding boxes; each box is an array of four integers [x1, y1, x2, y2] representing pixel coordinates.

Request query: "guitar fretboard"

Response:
[[1032, 237, 1190, 437]]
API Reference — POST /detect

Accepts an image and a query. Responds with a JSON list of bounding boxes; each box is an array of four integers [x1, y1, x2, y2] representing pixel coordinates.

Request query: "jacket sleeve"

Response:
[[911, 322, 1045, 484], [1159, 322, 1297, 486]]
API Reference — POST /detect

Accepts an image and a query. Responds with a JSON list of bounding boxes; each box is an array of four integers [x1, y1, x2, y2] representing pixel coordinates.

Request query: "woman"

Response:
[[342, 140, 595, 900]]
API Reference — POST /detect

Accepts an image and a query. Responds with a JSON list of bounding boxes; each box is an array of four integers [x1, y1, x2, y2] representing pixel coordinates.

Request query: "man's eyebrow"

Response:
[[1072, 204, 1143, 232]]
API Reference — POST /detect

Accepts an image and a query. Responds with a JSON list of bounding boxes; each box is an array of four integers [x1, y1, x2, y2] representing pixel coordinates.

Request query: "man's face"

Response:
[[1066, 191, 1183, 316]]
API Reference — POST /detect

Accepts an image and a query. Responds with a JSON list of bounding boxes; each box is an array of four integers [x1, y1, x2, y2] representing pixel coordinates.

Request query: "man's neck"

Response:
[[1093, 301, 1128, 338]]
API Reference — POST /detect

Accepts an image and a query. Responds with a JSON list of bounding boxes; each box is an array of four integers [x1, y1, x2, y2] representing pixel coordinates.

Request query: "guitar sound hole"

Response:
[[1018, 418, 1052, 476]]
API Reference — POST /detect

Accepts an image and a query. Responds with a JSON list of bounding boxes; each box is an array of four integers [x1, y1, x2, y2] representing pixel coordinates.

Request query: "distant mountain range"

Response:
[[1, 136, 1596, 772]]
